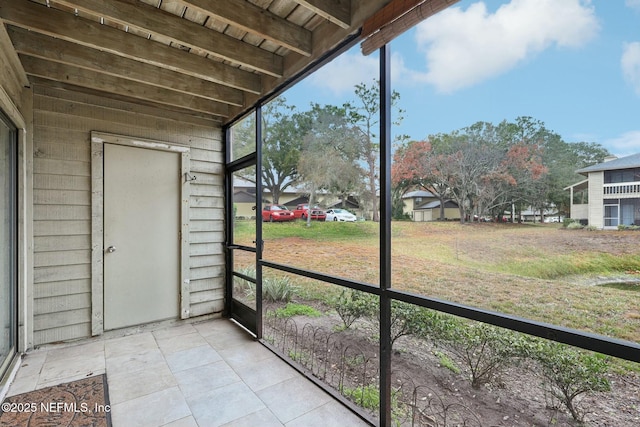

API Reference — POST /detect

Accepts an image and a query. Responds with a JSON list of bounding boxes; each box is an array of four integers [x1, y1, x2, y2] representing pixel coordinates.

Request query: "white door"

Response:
[[103, 143, 180, 330]]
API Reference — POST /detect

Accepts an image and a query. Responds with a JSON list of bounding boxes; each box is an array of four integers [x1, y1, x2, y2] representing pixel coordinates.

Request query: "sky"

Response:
[[284, 0, 640, 157]]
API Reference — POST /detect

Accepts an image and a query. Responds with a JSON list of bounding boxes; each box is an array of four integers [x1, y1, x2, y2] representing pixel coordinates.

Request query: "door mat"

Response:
[[0, 374, 112, 427]]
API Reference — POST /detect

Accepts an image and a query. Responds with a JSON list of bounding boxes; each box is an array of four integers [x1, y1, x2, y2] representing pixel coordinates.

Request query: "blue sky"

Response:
[[285, 0, 640, 157]]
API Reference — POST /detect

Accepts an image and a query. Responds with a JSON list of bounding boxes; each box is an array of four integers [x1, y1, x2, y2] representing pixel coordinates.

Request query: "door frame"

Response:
[[90, 132, 191, 335]]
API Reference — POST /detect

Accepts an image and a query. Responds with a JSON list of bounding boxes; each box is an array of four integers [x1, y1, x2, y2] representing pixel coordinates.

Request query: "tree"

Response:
[[297, 104, 361, 225], [260, 98, 312, 204], [392, 140, 450, 220], [345, 80, 405, 221]]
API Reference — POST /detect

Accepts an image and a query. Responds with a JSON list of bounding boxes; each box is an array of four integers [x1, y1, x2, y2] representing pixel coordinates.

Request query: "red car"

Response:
[[262, 204, 295, 222], [293, 204, 327, 221]]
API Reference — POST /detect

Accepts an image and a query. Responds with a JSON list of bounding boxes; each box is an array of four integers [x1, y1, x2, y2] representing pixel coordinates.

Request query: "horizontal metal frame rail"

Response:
[[260, 260, 640, 362]]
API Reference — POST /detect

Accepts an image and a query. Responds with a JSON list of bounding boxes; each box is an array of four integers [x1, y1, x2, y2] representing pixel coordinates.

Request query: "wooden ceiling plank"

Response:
[[0, 0, 262, 93], [361, 0, 459, 55], [20, 55, 229, 117], [53, 0, 284, 77], [180, 0, 312, 56], [8, 26, 245, 107], [292, 0, 350, 29]]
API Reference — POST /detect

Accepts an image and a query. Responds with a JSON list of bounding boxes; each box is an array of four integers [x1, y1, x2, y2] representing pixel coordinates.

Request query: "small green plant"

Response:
[[288, 349, 311, 364], [341, 384, 380, 411], [562, 218, 576, 228], [435, 351, 460, 373], [274, 302, 321, 318], [530, 341, 610, 422]]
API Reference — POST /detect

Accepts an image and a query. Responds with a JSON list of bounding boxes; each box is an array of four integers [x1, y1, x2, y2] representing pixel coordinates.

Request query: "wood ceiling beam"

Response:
[[21, 55, 230, 117], [292, 0, 351, 29], [8, 26, 245, 107], [52, 0, 283, 77], [179, 0, 312, 57], [0, 0, 262, 93]]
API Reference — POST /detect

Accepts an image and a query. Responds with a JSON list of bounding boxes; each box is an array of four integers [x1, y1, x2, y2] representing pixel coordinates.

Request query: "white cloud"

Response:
[[605, 130, 640, 156], [306, 51, 410, 96], [306, 53, 378, 96], [622, 42, 640, 95], [626, 0, 640, 11], [414, 0, 600, 93]]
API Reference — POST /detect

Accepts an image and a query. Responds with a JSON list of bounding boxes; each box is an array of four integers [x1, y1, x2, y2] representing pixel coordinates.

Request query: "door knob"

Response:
[[107, 246, 116, 253]]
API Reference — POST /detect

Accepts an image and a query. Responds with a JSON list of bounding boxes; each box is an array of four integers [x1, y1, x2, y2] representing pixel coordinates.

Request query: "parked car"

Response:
[[262, 204, 295, 222], [325, 208, 357, 222], [293, 204, 326, 221]]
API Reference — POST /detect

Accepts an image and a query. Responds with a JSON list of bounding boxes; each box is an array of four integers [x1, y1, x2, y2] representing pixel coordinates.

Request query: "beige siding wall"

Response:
[[588, 171, 604, 229], [32, 85, 224, 345]]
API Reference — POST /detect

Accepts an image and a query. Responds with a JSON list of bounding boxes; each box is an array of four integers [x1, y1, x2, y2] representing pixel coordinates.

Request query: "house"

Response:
[[1, 1, 636, 425], [567, 153, 640, 229], [402, 190, 459, 221]]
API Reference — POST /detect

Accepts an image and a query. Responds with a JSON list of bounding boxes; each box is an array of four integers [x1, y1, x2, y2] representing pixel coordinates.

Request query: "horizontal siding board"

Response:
[[190, 220, 224, 232], [34, 158, 90, 176], [34, 89, 220, 133], [190, 148, 222, 163], [190, 208, 224, 221], [34, 220, 91, 236], [34, 205, 91, 221], [189, 300, 224, 317], [34, 142, 91, 161], [189, 265, 224, 280], [34, 323, 92, 346], [189, 277, 224, 293], [34, 126, 90, 145], [34, 189, 91, 206], [34, 279, 91, 299], [189, 289, 224, 305], [34, 235, 91, 252], [189, 254, 224, 269], [34, 250, 91, 267], [190, 196, 223, 208], [34, 293, 91, 315], [190, 183, 223, 197], [190, 160, 223, 174], [34, 308, 92, 331], [186, 174, 222, 186], [189, 231, 224, 244], [34, 264, 91, 284], [190, 242, 224, 256], [34, 174, 91, 191]]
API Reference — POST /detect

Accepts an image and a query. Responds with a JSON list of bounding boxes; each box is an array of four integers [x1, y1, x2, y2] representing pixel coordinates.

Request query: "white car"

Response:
[[325, 208, 357, 222]]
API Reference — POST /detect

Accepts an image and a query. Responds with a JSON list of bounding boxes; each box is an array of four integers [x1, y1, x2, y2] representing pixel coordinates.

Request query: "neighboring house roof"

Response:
[[576, 153, 640, 175], [403, 190, 435, 199], [416, 200, 458, 210]]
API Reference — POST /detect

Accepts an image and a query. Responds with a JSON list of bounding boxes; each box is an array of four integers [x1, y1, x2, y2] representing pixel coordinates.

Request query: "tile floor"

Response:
[[5, 319, 371, 427]]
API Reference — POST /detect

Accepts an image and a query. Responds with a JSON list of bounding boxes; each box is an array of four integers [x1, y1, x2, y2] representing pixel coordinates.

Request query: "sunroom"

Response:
[[1, 0, 639, 426]]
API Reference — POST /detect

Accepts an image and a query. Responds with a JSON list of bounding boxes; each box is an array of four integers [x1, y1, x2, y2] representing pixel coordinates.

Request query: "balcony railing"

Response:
[[603, 181, 640, 197]]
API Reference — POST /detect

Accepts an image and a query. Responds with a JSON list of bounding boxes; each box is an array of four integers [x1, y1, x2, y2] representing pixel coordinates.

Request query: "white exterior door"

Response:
[[103, 143, 180, 330]]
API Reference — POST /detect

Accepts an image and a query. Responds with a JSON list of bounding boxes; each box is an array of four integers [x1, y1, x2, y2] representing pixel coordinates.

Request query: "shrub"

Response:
[[562, 218, 576, 228], [438, 321, 524, 388], [334, 289, 378, 329], [262, 274, 297, 302], [530, 341, 610, 422], [566, 221, 584, 230]]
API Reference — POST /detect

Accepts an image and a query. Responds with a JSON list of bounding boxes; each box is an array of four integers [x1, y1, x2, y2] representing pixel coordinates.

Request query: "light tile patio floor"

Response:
[[5, 318, 371, 427]]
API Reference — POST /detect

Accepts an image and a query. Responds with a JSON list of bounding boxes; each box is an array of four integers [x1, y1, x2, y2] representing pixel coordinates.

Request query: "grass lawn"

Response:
[[234, 220, 640, 345]]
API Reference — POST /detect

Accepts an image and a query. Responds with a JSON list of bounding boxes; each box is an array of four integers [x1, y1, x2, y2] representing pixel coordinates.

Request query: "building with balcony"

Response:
[[567, 153, 640, 228]]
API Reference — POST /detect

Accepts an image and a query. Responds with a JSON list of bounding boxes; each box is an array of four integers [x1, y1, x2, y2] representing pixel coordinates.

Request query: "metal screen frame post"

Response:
[[378, 43, 393, 427]]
